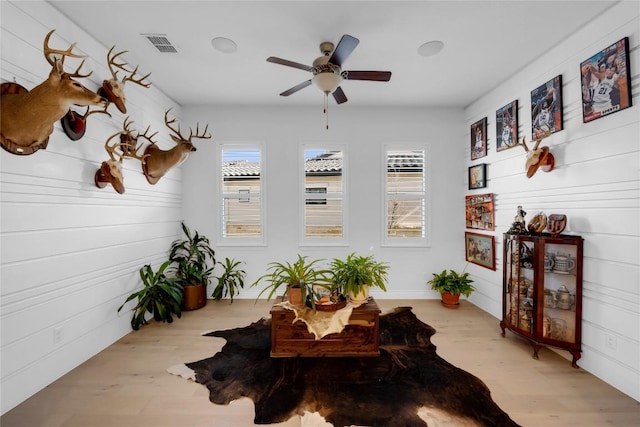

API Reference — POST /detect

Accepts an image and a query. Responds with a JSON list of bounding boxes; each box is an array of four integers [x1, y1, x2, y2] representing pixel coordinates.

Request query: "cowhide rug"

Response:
[[168, 306, 520, 427]]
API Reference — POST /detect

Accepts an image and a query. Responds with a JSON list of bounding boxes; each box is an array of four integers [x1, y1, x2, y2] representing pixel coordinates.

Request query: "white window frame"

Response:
[[217, 142, 266, 246], [381, 143, 430, 248], [299, 144, 348, 247]]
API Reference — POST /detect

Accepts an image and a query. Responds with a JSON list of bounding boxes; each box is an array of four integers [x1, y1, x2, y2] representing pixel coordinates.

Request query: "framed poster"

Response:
[[531, 75, 562, 140], [465, 193, 494, 231], [465, 232, 496, 270], [581, 36, 632, 123], [496, 100, 518, 151], [470, 117, 487, 160], [468, 163, 486, 190]]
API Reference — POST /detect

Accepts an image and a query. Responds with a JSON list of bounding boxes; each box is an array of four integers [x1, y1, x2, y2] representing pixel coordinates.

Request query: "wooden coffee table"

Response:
[[270, 297, 381, 357]]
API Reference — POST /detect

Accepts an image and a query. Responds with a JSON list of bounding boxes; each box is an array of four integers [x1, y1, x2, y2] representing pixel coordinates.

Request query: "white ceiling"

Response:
[[48, 0, 615, 108]]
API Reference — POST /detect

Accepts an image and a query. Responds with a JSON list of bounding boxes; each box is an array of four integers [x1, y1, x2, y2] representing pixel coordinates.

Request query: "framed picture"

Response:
[[465, 193, 494, 231], [496, 100, 518, 151], [531, 75, 563, 140], [581, 37, 632, 123], [470, 117, 487, 160], [465, 232, 496, 270], [468, 163, 487, 190]]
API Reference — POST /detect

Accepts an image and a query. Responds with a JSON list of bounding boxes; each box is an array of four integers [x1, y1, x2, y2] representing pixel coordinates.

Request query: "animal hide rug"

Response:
[[168, 306, 520, 427]]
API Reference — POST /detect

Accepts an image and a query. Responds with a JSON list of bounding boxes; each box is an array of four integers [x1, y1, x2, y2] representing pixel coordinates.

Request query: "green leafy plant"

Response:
[[428, 269, 475, 297], [330, 252, 389, 297], [212, 257, 246, 303], [117, 260, 184, 330], [251, 254, 332, 303], [168, 222, 216, 287]]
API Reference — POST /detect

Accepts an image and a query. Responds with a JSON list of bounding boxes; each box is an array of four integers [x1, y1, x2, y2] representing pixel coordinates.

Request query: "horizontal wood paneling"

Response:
[[464, 2, 639, 400], [0, 0, 187, 414]]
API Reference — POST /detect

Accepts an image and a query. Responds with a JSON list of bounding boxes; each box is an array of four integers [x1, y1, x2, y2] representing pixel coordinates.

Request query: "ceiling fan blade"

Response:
[[328, 34, 359, 66], [343, 71, 392, 81], [267, 57, 313, 72], [332, 86, 348, 104], [280, 79, 312, 96]]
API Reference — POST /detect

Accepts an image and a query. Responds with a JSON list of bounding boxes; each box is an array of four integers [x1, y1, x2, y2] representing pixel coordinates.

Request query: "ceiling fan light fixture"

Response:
[[312, 72, 343, 94], [418, 40, 444, 57], [211, 37, 238, 54]]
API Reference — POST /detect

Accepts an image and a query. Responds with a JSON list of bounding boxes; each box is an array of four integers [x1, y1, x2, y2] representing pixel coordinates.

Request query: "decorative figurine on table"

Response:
[[508, 205, 528, 234]]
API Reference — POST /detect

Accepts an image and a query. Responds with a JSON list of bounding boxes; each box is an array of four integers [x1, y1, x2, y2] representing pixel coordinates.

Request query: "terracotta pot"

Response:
[[183, 283, 207, 311], [287, 287, 303, 305], [440, 291, 460, 309]]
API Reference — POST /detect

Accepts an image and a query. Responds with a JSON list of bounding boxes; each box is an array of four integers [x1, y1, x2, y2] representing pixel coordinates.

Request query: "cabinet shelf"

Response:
[[500, 233, 583, 368]]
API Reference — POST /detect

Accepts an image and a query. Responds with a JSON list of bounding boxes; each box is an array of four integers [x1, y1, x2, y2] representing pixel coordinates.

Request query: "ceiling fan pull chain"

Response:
[[324, 93, 329, 130]]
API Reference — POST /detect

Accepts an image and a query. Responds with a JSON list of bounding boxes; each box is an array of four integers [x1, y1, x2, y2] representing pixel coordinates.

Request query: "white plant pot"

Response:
[[349, 286, 369, 304]]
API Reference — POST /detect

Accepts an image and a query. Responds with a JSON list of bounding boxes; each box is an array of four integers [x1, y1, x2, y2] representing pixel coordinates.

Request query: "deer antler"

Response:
[[191, 122, 211, 141], [164, 108, 212, 142], [122, 64, 151, 88], [80, 104, 112, 121], [519, 136, 529, 152], [125, 124, 155, 163], [104, 131, 126, 163], [119, 117, 153, 162], [43, 29, 92, 78], [106, 46, 151, 88]]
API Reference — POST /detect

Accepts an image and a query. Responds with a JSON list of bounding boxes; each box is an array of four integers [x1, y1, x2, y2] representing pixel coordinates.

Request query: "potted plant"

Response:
[[251, 254, 332, 305], [168, 222, 216, 311], [330, 252, 389, 304], [212, 257, 246, 303], [428, 268, 475, 308], [117, 260, 183, 330]]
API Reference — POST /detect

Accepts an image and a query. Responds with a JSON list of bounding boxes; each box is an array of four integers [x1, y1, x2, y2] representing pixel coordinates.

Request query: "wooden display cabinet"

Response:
[[500, 232, 583, 367]]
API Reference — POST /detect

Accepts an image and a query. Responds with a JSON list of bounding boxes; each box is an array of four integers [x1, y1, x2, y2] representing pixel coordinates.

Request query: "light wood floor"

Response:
[[2, 299, 638, 427]]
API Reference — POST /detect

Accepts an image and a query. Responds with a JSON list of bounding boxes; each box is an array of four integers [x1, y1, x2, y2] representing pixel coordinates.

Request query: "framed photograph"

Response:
[[531, 75, 563, 140], [470, 117, 487, 160], [468, 163, 487, 190], [496, 100, 518, 151], [581, 37, 632, 123], [465, 193, 494, 231], [465, 232, 496, 270]]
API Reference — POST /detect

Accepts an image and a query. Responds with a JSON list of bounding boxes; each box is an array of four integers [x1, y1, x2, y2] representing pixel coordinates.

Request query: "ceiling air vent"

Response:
[[143, 34, 177, 53]]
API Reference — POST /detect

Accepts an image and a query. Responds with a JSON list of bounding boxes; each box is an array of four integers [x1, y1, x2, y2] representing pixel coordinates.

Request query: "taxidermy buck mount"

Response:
[[98, 46, 152, 114], [141, 109, 212, 184], [0, 29, 107, 155], [519, 129, 555, 178], [61, 46, 152, 141], [95, 117, 154, 194]]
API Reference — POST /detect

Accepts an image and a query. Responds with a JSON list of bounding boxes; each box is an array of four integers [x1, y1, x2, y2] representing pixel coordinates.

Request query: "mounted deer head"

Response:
[[95, 117, 151, 194], [519, 129, 555, 178], [98, 46, 151, 114], [141, 109, 212, 185], [0, 29, 107, 155], [61, 103, 113, 141]]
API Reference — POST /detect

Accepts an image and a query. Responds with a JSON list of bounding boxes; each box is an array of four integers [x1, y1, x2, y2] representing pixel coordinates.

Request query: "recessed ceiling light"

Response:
[[418, 40, 444, 57], [211, 37, 238, 54]]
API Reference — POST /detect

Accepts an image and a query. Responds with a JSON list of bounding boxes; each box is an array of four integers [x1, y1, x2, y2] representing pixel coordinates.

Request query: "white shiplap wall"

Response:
[[1, 1, 185, 414], [464, 2, 639, 401]]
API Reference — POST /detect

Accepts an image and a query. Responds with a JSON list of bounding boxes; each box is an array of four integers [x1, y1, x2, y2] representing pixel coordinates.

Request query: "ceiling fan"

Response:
[[266, 34, 392, 106]]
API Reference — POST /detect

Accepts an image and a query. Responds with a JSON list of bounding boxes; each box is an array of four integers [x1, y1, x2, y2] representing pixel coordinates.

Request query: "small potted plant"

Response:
[[118, 260, 184, 330], [212, 257, 246, 303], [330, 252, 389, 304], [168, 222, 216, 310], [251, 254, 332, 305], [428, 268, 475, 308]]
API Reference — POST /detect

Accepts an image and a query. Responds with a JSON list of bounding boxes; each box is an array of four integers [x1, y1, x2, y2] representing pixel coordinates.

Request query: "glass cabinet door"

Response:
[[540, 241, 579, 345], [504, 236, 535, 335]]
